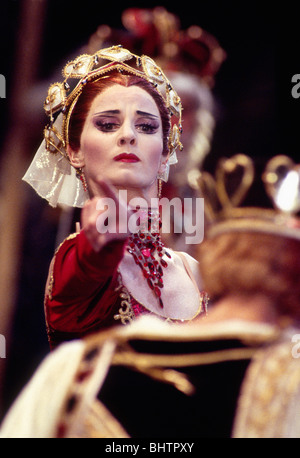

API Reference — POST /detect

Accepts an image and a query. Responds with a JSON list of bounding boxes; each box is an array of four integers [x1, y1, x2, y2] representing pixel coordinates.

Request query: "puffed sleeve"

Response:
[[44, 231, 127, 341]]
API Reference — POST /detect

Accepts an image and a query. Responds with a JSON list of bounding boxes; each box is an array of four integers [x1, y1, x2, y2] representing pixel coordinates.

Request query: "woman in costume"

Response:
[[86, 7, 226, 255], [22, 46, 208, 349]]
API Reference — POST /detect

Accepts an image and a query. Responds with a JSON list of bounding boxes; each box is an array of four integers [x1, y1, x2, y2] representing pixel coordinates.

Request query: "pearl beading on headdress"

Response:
[[44, 45, 183, 165]]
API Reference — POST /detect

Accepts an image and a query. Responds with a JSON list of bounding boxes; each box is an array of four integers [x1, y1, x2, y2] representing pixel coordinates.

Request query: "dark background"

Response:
[[0, 0, 299, 419], [1, 1, 299, 161]]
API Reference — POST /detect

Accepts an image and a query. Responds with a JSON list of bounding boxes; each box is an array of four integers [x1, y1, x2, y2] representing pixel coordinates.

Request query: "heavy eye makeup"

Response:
[[94, 117, 120, 132], [135, 116, 160, 134], [93, 111, 160, 134]]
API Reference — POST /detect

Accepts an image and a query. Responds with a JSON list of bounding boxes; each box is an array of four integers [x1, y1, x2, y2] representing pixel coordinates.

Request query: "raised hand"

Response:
[[81, 180, 132, 252]]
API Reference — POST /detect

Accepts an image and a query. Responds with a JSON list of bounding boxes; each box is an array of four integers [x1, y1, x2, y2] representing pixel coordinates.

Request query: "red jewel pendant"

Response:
[[141, 248, 151, 258], [127, 210, 168, 308]]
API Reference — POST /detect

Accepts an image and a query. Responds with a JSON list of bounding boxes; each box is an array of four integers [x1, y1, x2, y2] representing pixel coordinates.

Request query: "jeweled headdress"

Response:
[[87, 7, 226, 187], [23, 45, 183, 207], [197, 154, 300, 240]]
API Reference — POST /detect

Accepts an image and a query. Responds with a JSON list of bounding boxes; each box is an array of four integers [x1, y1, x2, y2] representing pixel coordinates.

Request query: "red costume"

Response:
[[45, 231, 150, 349], [45, 230, 206, 349]]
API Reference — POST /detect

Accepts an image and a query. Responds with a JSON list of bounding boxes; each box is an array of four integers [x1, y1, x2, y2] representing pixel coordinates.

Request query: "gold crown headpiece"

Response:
[[197, 154, 300, 240], [87, 7, 226, 87], [22, 46, 183, 208], [44, 45, 183, 162]]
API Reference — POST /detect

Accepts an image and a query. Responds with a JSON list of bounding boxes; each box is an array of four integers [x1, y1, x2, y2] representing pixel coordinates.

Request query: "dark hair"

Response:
[[68, 72, 171, 156]]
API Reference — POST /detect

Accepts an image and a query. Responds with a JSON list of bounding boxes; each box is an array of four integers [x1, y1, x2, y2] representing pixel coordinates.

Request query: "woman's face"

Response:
[[68, 84, 166, 198]]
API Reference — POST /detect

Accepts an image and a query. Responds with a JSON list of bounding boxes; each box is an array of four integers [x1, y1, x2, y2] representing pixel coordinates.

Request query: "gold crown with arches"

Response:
[[197, 154, 300, 240]]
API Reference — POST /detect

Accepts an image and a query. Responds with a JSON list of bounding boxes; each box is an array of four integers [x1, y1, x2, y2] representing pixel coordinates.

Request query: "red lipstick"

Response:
[[114, 153, 140, 163]]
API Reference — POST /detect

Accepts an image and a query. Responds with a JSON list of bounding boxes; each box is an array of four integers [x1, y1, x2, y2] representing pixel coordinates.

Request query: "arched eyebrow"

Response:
[[136, 110, 159, 119], [93, 110, 119, 116], [93, 110, 159, 119]]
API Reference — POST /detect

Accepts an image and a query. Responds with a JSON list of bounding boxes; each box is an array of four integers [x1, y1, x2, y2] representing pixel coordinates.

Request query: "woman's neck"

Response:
[[115, 185, 158, 207]]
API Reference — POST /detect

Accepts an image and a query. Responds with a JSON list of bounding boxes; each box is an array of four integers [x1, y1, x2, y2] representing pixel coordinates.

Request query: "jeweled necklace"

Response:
[[127, 208, 171, 308]]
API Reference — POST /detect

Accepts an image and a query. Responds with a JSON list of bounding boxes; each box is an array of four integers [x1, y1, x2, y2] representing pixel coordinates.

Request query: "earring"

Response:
[[158, 178, 163, 199], [157, 161, 170, 183], [76, 167, 88, 192]]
